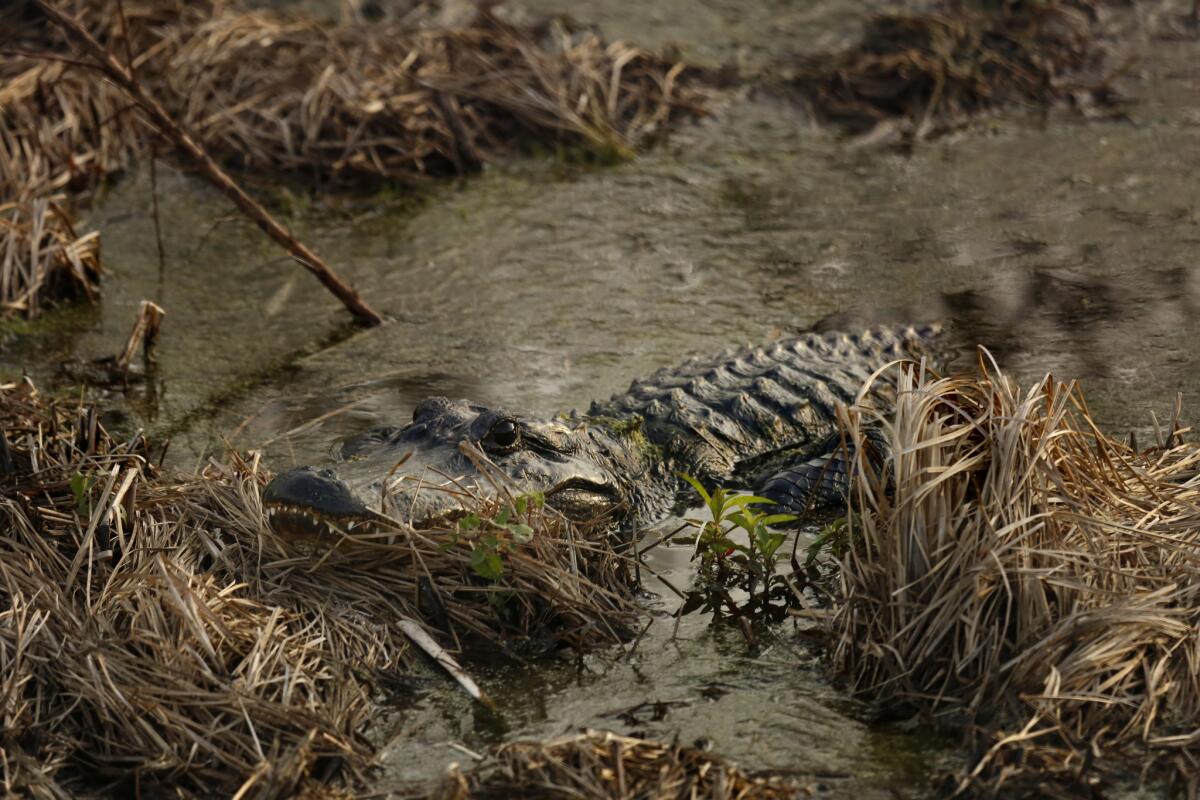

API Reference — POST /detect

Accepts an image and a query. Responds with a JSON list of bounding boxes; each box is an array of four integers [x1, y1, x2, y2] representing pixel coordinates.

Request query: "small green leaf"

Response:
[[752, 524, 769, 546], [471, 546, 504, 581], [678, 473, 712, 506], [724, 495, 774, 508], [727, 511, 758, 531], [70, 472, 90, 516], [513, 495, 528, 516], [495, 507, 510, 526], [761, 532, 787, 559], [457, 513, 481, 532], [508, 523, 534, 543], [760, 513, 798, 527]]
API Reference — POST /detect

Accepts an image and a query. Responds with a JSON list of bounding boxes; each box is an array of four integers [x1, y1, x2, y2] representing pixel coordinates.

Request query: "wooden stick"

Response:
[[115, 299, 165, 377], [36, 0, 385, 327]]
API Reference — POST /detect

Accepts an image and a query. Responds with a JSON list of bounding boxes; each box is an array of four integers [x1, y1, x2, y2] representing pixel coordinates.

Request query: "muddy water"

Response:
[[172, 5, 1198, 471], [2, 0, 1198, 795]]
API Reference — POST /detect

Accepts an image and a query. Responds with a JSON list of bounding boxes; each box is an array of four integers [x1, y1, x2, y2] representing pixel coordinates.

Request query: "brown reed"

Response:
[[792, 0, 1114, 138], [832, 353, 1200, 795], [424, 729, 814, 800]]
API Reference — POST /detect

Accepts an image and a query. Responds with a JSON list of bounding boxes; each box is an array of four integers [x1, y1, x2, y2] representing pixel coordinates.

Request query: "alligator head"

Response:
[[262, 396, 642, 539]]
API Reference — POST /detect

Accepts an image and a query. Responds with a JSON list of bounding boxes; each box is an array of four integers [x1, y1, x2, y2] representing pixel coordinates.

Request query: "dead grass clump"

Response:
[[0, 0, 227, 198], [831, 354, 1200, 795], [160, 11, 702, 180], [429, 730, 811, 800], [0, 381, 638, 796], [0, 197, 101, 318], [3, 0, 705, 194], [792, 0, 1114, 137]]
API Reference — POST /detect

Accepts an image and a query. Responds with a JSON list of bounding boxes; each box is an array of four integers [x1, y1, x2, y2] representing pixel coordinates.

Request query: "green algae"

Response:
[[587, 412, 666, 463]]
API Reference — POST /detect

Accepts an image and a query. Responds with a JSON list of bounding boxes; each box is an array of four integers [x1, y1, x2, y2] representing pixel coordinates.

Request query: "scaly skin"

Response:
[[262, 325, 940, 538]]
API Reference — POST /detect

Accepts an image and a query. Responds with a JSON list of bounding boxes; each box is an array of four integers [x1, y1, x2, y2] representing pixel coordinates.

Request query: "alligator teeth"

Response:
[[264, 502, 377, 540]]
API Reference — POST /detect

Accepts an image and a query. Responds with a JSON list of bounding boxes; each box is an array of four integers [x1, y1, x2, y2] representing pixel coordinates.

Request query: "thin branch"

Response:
[[149, 153, 166, 280], [35, 0, 384, 327]]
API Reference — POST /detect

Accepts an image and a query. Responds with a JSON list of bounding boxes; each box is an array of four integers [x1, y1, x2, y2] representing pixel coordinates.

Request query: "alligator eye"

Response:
[[485, 419, 520, 450]]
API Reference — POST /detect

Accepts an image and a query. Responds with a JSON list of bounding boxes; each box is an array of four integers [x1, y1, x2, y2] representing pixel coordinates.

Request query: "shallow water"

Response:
[[2, 0, 1198, 794], [369, 516, 960, 796]]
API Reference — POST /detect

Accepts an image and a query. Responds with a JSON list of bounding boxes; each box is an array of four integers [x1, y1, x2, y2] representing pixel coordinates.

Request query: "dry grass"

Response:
[[0, 380, 637, 797], [157, 10, 701, 178], [425, 730, 813, 800], [0, 197, 101, 318], [792, 0, 1116, 138], [831, 353, 1200, 795], [2, 0, 705, 194]]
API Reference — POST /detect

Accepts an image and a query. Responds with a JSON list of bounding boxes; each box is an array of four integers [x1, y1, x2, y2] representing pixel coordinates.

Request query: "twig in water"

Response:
[[397, 618, 492, 706], [115, 299, 165, 378]]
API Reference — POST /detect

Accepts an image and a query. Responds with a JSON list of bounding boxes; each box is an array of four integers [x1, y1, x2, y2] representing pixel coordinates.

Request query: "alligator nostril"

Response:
[[412, 396, 452, 423], [318, 468, 336, 479]]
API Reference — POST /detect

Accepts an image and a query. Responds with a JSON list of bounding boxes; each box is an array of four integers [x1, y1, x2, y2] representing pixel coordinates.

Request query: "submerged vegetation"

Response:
[[830, 355, 1200, 795], [792, 0, 1119, 137], [0, 380, 637, 796]]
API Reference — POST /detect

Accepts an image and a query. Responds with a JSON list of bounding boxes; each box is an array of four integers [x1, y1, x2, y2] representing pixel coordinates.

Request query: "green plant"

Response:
[[805, 516, 850, 565], [677, 474, 797, 625], [797, 516, 851, 600], [450, 492, 542, 581], [69, 471, 96, 517]]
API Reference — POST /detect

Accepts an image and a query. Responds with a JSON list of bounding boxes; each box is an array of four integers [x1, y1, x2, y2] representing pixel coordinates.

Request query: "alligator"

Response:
[[262, 325, 940, 539]]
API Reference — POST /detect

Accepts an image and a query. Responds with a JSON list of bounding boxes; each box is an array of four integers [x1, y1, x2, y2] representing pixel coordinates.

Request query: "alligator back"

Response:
[[587, 325, 940, 484]]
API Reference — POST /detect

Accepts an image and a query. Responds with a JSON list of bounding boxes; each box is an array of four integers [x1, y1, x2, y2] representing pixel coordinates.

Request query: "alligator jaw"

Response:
[[263, 504, 374, 540], [262, 466, 375, 541], [543, 477, 625, 522], [263, 464, 626, 537]]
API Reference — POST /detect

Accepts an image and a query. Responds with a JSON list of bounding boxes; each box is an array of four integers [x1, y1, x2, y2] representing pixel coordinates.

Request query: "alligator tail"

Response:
[[758, 428, 889, 518]]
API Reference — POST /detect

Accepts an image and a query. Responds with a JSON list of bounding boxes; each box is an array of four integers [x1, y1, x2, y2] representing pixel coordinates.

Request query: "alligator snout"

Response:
[[262, 466, 374, 539]]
